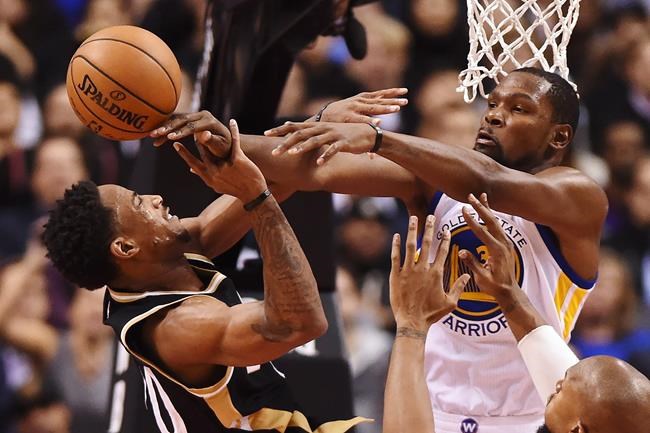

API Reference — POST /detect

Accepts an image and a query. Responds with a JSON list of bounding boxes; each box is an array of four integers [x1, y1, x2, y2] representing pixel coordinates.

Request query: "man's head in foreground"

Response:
[[474, 67, 579, 172], [540, 355, 650, 433], [43, 181, 192, 290]]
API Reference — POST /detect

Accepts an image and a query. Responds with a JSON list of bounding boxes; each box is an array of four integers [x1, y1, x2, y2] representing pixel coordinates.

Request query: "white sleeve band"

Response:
[[517, 325, 579, 403]]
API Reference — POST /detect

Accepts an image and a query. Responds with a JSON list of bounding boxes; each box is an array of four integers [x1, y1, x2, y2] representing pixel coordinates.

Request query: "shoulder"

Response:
[[536, 166, 608, 217]]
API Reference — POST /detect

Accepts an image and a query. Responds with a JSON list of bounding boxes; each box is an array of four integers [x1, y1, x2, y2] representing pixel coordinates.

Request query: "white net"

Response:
[[458, 0, 581, 102]]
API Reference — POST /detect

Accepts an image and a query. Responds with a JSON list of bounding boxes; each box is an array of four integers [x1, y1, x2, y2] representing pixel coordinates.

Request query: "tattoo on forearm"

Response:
[[248, 197, 322, 341], [396, 327, 427, 340]]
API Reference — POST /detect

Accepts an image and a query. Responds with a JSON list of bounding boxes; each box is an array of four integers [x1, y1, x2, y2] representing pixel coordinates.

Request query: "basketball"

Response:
[[65, 25, 182, 141]]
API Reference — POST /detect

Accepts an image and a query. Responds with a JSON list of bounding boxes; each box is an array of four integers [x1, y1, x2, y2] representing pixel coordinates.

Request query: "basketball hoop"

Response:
[[458, 0, 581, 103]]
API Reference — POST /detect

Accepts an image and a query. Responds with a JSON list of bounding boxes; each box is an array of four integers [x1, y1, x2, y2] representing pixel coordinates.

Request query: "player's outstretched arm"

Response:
[[459, 193, 579, 401], [266, 122, 607, 244], [148, 91, 423, 206], [383, 215, 469, 433], [150, 120, 326, 368]]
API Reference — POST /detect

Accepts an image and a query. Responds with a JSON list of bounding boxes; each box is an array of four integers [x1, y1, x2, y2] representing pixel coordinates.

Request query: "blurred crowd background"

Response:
[[0, 1, 649, 433]]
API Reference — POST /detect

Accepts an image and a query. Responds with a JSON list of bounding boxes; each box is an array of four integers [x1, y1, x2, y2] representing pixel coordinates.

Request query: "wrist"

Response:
[[238, 181, 269, 203], [366, 123, 383, 153], [243, 188, 272, 212], [395, 317, 429, 333], [395, 326, 428, 340]]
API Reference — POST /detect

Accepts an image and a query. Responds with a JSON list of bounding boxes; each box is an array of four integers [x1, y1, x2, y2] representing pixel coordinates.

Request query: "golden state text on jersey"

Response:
[[432, 207, 526, 337]]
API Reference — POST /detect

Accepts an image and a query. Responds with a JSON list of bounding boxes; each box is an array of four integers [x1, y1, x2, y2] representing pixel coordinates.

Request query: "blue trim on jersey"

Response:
[[535, 224, 596, 289], [428, 191, 444, 215], [418, 191, 444, 248]]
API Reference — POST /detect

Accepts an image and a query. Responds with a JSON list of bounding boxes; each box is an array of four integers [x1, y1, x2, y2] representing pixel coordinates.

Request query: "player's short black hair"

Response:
[[513, 67, 580, 135], [536, 424, 553, 433], [43, 181, 118, 289]]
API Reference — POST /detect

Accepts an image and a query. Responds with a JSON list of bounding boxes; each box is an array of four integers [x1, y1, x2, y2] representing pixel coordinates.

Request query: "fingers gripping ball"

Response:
[[66, 25, 182, 140]]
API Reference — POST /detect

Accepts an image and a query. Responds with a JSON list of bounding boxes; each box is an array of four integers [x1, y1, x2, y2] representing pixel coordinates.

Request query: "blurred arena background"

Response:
[[0, 1, 649, 433]]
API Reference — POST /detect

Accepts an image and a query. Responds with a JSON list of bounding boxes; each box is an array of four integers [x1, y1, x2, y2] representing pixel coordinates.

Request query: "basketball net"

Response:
[[458, 0, 581, 103]]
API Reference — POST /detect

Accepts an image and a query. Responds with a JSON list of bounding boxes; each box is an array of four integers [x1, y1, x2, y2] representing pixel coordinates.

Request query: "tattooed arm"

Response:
[[147, 120, 325, 375], [247, 195, 324, 341]]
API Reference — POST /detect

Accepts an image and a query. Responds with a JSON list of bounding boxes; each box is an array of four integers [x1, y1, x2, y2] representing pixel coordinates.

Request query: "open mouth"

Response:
[[476, 130, 498, 146], [164, 206, 176, 221]]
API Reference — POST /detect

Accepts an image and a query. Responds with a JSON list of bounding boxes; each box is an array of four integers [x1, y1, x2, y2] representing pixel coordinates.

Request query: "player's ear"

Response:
[[110, 237, 140, 259], [549, 124, 572, 150]]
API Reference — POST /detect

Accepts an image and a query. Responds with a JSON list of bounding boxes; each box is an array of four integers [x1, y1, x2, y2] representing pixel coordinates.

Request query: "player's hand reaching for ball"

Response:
[[309, 88, 408, 125], [389, 215, 470, 334], [266, 122, 377, 165], [459, 193, 519, 298], [150, 111, 232, 159], [172, 119, 267, 203]]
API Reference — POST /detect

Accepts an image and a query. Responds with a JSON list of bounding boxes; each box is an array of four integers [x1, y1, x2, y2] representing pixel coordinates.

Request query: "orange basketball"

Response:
[[66, 25, 182, 141]]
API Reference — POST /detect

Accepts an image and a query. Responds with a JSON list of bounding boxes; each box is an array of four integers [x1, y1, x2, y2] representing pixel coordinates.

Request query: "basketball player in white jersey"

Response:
[[152, 67, 608, 433], [383, 194, 650, 433]]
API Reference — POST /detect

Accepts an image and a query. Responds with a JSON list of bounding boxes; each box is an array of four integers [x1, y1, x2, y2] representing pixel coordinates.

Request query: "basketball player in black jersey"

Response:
[[382, 194, 650, 433], [42, 119, 366, 433]]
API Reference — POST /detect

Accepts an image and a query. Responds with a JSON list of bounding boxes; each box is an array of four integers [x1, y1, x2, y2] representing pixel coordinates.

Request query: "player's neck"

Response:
[[117, 260, 204, 293]]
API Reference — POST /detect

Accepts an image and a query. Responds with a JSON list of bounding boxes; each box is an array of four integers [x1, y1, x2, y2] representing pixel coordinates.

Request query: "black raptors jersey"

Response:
[[103, 253, 365, 433]]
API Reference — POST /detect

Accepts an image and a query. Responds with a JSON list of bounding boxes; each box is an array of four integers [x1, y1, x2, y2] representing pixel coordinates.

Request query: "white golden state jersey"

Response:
[[423, 192, 595, 421]]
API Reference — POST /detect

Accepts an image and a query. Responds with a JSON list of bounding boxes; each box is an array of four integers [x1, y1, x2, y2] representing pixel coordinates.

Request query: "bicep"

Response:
[[154, 297, 306, 368], [488, 167, 607, 234]]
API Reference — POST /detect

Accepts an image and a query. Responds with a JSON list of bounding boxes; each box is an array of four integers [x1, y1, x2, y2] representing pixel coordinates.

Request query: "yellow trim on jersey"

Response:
[[553, 273, 573, 320], [108, 266, 226, 303], [204, 386, 243, 427], [562, 287, 589, 340], [459, 292, 497, 302], [184, 252, 215, 265], [204, 387, 370, 433], [553, 273, 590, 340]]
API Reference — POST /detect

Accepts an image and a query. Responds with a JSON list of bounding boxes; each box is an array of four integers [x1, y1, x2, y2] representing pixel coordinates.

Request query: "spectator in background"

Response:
[[336, 267, 391, 433], [0, 231, 59, 411], [0, 137, 89, 260], [12, 380, 71, 433], [334, 195, 406, 331], [0, 55, 31, 209], [601, 120, 647, 240], [608, 156, 650, 304], [42, 83, 137, 186], [345, 6, 411, 93], [572, 248, 650, 377], [46, 289, 114, 433], [622, 35, 650, 132], [414, 69, 481, 149], [403, 0, 469, 74], [0, 0, 75, 101], [74, 0, 131, 42]]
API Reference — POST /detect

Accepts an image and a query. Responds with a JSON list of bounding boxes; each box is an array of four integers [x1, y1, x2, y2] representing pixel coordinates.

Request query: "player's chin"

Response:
[[474, 143, 497, 157]]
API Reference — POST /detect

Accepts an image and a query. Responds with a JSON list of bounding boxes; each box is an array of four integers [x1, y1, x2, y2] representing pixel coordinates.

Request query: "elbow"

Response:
[[296, 311, 328, 344], [311, 313, 329, 338]]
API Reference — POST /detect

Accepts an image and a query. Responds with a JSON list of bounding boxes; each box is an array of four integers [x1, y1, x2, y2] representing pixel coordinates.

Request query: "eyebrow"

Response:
[[490, 91, 536, 102]]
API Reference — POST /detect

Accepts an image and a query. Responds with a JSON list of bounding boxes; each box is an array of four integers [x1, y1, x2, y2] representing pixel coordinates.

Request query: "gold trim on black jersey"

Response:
[[108, 254, 225, 303], [119, 295, 235, 397]]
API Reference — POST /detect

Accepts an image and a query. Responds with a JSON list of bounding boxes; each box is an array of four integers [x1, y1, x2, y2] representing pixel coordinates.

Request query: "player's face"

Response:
[[98, 184, 191, 260], [544, 364, 586, 432], [475, 73, 557, 171]]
